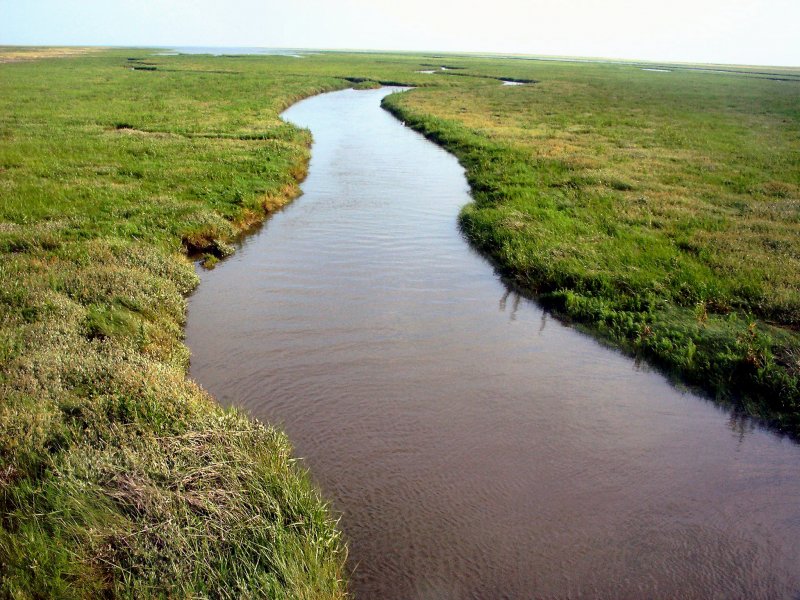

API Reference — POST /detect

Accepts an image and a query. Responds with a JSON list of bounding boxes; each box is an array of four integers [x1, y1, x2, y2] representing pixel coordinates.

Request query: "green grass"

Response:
[[1, 47, 799, 596], [382, 57, 800, 429], [0, 49, 359, 599]]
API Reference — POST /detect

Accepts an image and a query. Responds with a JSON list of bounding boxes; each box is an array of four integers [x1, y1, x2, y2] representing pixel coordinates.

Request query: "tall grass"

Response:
[[0, 49, 357, 598]]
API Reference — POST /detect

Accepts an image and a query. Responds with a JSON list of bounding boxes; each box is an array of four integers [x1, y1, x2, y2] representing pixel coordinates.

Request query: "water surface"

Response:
[[186, 87, 800, 599], [167, 46, 306, 57]]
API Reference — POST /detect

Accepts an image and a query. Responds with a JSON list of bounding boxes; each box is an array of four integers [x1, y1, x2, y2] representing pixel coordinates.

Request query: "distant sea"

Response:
[[162, 47, 306, 57]]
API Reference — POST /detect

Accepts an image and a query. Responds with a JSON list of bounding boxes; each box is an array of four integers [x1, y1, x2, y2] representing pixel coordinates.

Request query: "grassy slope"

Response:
[[0, 50, 362, 598], [383, 58, 800, 430]]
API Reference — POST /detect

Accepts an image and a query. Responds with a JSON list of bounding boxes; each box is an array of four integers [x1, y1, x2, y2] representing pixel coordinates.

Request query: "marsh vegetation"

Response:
[[1, 47, 798, 596], [0, 49, 353, 598], [384, 58, 800, 429]]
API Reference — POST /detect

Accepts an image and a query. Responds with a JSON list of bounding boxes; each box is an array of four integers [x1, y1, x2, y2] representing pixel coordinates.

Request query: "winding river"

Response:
[[186, 87, 800, 599]]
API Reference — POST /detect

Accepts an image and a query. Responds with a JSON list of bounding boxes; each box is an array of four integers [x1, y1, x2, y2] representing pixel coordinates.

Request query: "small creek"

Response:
[[186, 87, 800, 599]]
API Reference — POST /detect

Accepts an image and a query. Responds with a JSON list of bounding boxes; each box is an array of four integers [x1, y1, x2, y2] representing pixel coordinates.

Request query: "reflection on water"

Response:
[[498, 289, 522, 321], [186, 88, 800, 599]]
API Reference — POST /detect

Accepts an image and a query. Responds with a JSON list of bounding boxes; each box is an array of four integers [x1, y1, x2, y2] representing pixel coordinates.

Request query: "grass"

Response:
[[382, 57, 800, 430], [0, 48, 358, 598], [0, 46, 102, 63], [1, 47, 799, 596]]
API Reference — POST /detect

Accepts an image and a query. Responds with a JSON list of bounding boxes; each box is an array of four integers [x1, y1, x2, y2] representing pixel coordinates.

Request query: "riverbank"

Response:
[[382, 59, 800, 432], [0, 49, 355, 597], [188, 85, 800, 598], [2, 47, 799, 595]]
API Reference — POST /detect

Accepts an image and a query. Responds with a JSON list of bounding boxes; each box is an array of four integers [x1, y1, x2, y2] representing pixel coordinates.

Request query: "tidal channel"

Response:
[[186, 87, 800, 599]]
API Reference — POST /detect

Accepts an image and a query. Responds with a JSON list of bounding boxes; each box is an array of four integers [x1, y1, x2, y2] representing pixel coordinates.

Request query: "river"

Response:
[[186, 87, 800, 599]]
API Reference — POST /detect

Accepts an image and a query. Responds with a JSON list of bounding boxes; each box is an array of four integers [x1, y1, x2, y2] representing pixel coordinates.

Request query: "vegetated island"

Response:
[[0, 47, 798, 596]]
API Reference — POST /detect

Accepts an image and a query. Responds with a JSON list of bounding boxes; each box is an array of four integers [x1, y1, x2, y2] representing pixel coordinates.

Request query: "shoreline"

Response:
[[0, 50, 352, 597], [380, 92, 800, 436]]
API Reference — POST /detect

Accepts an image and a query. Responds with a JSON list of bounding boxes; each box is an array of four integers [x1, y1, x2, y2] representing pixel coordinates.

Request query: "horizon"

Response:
[[2, 44, 798, 70], [2, 0, 799, 68]]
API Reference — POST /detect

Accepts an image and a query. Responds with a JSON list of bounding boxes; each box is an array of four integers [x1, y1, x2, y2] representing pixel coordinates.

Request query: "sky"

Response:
[[1, 0, 799, 67]]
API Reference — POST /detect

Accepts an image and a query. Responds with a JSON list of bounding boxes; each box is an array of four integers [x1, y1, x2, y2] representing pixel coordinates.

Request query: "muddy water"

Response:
[[186, 87, 800, 599]]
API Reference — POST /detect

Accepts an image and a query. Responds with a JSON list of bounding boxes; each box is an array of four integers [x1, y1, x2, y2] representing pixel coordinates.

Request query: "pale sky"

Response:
[[1, 0, 799, 67]]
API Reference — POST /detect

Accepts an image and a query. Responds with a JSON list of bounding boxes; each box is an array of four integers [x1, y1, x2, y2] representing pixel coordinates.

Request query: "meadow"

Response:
[[0, 49, 359, 598], [384, 57, 800, 429], [0, 48, 798, 596]]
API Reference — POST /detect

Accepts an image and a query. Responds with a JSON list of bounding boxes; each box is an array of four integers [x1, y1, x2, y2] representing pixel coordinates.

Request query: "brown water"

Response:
[[186, 87, 800, 599]]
